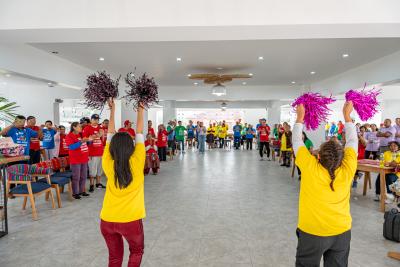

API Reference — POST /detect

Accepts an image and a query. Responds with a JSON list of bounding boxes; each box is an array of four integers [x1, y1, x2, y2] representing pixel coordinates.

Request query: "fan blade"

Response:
[[221, 74, 252, 79], [189, 74, 218, 80]]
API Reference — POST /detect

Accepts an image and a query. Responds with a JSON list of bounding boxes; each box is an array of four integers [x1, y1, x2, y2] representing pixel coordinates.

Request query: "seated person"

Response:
[[144, 134, 160, 175], [375, 141, 400, 202]]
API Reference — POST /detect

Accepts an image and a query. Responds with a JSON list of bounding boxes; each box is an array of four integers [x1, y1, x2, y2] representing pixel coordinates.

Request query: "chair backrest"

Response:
[[6, 164, 51, 181], [51, 158, 61, 171]]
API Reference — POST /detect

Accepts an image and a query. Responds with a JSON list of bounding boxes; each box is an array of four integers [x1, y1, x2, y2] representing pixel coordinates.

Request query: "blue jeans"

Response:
[[375, 173, 398, 195], [199, 135, 206, 152], [234, 136, 241, 149], [177, 140, 185, 151]]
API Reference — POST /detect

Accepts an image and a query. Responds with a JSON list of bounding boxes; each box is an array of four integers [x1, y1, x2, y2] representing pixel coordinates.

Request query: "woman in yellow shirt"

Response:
[[293, 101, 357, 267], [218, 122, 228, 148], [374, 141, 400, 202], [100, 98, 146, 267]]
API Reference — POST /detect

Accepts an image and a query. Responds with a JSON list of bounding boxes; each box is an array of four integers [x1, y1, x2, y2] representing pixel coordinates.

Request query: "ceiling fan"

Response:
[[189, 73, 252, 84]]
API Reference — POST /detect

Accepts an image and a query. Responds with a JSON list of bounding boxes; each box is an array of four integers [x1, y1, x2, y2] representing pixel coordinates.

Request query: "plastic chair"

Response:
[[6, 164, 56, 220]]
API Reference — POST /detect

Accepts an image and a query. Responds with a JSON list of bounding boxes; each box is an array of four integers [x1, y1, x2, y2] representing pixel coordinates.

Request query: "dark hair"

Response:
[[27, 116, 35, 121], [319, 140, 344, 191], [359, 126, 366, 131], [15, 115, 26, 120], [109, 132, 135, 189], [103, 119, 109, 123], [70, 122, 80, 133], [45, 120, 53, 125], [59, 125, 65, 130]]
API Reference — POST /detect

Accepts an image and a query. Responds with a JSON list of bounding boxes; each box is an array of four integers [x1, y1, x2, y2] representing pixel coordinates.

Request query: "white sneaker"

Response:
[[385, 199, 393, 204], [374, 194, 380, 201], [386, 194, 395, 201]]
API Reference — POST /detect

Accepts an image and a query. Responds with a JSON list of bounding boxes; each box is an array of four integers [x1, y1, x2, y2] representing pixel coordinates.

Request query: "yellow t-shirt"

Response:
[[384, 151, 400, 177], [100, 141, 146, 223], [296, 146, 357, 236], [280, 133, 291, 152], [218, 126, 227, 138]]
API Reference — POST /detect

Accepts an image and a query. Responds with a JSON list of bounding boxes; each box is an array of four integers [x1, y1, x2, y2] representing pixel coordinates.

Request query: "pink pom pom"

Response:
[[292, 93, 336, 131], [345, 86, 381, 121]]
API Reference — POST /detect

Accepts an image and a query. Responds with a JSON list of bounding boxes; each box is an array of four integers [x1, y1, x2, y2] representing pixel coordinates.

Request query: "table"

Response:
[[357, 160, 395, 212], [0, 155, 30, 238]]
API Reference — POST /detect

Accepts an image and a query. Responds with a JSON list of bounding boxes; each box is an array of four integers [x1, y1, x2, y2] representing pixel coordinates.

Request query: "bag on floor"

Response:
[[383, 208, 400, 242]]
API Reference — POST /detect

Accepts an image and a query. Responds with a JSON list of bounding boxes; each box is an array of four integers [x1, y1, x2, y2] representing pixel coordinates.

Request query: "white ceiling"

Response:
[[31, 38, 400, 87]]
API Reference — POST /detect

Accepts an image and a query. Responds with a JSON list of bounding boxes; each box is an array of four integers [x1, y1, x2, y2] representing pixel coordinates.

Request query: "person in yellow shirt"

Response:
[[206, 123, 215, 150], [279, 122, 292, 167], [293, 101, 357, 267], [374, 141, 400, 202], [218, 121, 228, 148], [100, 98, 146, 267]]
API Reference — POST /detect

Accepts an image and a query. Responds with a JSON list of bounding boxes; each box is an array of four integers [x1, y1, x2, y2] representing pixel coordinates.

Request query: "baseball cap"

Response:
[[91, 114, 100, 120], [124, 120, 132, 126]]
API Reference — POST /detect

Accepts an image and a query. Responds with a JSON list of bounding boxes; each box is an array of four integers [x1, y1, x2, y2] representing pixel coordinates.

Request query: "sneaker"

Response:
[[280, 164, 286, 167], [260, 158, 264, 161], [385, 199, 393, 204], [80, 192, 90, 197], [89, 185, 94, 192], [286, 165, 291, 168], [96, 183, 106, 189], [374, 194, 380, 202], [73, 194, 81, 200], [267, 158, 271, 161], [352, 180, 358, 189], [386, 194, 395, 201]]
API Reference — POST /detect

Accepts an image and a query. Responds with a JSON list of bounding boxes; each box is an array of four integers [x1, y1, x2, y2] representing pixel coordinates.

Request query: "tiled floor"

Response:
[[0, 148, 399, 266]]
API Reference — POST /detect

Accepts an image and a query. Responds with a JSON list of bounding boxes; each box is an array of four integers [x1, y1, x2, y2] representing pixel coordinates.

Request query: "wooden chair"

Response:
[[6, 164, 56, 220], [35, 159, 73, 208]]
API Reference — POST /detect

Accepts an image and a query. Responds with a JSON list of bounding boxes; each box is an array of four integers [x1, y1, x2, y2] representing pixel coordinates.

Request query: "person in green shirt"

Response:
[[297, 131, 314, 180], [175, 121, 186, 153]]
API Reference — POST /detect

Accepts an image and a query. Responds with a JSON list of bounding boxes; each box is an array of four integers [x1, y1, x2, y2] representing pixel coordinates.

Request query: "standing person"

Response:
[[293, 101, 357, 267], [80, 117, 90, 129], [42, 120, 57, 160], [167, 121, 176, 155], [233, 121, 242, 150], [66, 122, 91, 199], [273, 124, 279, 140], [246, 125, 255, 150], [256, 119, 262, 149], [337, 121, 344, 140], [186, 120, 195, 148], [174, 121, 186, 153], [100, 99, 146, 267], [357, 126, 367, 160], [374, 141, 400, 202], [329, 122, 338, 137], [198, 122, 207, 153], [296, 132, 314, 180], [54, 125, 69, 157], [1, 115, 38, 157], [145, 134, 159, 175], [101, 119, 109, 146], [118, 120, 136, 139], [157, 124, 168, 161], [395, 117, 400, 144], [148, 120, 156, 138], [280, 123, 292, 167], [83, 114, 105, 192], [26, 116, 42, 164], [258, 119, 271, 160], [364, 123, 380, 159], [218, 121, 228, 148], [241, 123, 248, 148], [376, 119, 396, 153], [206, 123, 215, 150]]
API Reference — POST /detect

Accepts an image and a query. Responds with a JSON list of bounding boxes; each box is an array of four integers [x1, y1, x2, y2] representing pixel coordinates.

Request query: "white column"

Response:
[[162, 100, 177, 124], [267, 100, 282, 126]]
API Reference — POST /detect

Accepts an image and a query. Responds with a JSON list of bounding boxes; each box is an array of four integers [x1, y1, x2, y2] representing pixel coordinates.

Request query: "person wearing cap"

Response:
[[118, 120, 136, 138], [83, 114, 105, 192], [374, 141, 400, 202], [26, 115, 43, 164]]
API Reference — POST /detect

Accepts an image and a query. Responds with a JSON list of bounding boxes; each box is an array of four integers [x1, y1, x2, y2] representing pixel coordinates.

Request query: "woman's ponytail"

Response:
[[319, 140, 344, 192]]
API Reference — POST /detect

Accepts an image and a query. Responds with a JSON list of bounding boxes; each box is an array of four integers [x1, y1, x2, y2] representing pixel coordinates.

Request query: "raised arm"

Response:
[[293, 104, 305, 156], [343, 101, 357, 151], [136, 104, 144, 135], [107, 98, 116, 135], [0, 123, 14, 137]]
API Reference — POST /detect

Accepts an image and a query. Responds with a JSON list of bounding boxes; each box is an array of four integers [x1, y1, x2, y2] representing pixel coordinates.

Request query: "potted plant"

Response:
[[0, 96, 18, 123]]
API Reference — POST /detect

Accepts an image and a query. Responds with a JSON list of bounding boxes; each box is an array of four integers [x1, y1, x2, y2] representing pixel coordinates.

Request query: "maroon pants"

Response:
[[100, 219, 144, 267]]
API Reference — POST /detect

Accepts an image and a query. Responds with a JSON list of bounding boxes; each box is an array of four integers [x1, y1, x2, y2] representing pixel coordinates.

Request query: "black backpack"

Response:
[[383, 208, 400, 242]]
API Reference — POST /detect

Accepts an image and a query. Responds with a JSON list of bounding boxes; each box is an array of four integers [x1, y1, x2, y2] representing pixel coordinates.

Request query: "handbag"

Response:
[[383, 208, 400, 242]]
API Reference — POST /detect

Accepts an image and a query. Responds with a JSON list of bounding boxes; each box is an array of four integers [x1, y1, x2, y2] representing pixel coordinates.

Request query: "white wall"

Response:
[[242, 109, 267, 126], [382, 100, 400, 122]]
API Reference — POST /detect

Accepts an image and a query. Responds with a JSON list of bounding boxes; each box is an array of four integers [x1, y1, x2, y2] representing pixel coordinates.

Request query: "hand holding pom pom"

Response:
[[292, 93, 336, 131], [124, 72, 159, 109], [345, 85, 381, 121], [84, 71, 120, 110]]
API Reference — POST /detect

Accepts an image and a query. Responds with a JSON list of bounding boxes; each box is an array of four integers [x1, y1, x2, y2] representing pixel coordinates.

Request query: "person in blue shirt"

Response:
[[233, 121, 242, 150], [186, 120, 195, 148], [42, 120, 57, 159], [167, 121, 176, 154], [245, 124, 256, 150], [0, 115, 38, 156]]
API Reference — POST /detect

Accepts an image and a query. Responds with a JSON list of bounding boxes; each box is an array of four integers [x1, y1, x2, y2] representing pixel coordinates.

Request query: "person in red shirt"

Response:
[[83, 114, 105, 192], [58, 125, 69, 157], [144, 134, 159, 175], [148, 120, 156, 138], [101, 119, 109, 146], [157, 124, 168, 161], [258, 119, 271, 161], [118, 120, 136, 138], [26, 116, 43, 164], [66, 122, 92, 199]]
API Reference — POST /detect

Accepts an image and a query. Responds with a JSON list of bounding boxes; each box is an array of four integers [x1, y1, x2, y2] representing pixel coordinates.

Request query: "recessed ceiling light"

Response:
[[258, 56, 264, 61], [187, 74, 191, 77], [99, 57, 105, 61], [51, 51, 59, 54], [248, 73, 253, 76], [5, 74, 11, 77], [242, 82, 247, 85], [193, 82, 198, 86], [291, 81, 296, 84], [47, 82, 52, 85], [310, 71, 316, 75], [342, 54, 349, 58], [176, 57, 182, 62], [216, 67, 223, 70]]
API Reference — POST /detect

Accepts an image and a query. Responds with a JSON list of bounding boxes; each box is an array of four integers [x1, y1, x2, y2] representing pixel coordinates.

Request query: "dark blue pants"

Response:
[[234, 136, 241, 149], [375, 173, 398, 195]]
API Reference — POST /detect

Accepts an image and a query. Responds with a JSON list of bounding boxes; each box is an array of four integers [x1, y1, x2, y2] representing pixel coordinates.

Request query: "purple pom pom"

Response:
[[292, 93, 336, 131], [345, 86, 381, 121], [124, 72, 159, 109], [84, 71, 120, 109]]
